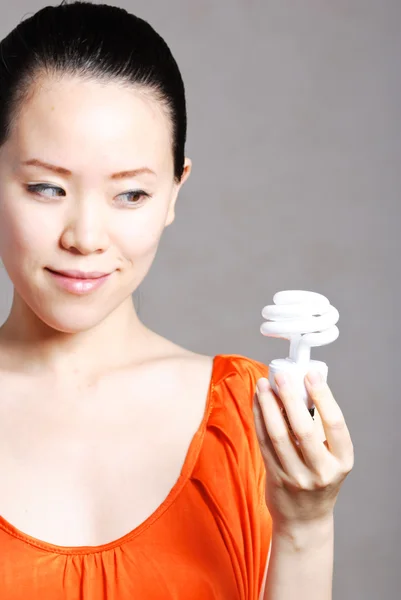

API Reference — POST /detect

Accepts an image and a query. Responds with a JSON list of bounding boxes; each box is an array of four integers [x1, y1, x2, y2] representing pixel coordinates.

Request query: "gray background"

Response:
[[1, 1, 400, 598]]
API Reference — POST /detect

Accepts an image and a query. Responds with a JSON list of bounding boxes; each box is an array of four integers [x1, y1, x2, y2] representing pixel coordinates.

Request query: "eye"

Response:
[[25, 184, 150, 207], [118, 190, 150, 206], [25, 183, 65, 197]]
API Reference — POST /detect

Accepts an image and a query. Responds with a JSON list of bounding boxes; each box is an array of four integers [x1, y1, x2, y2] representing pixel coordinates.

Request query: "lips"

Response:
[[46, 268, 112, 295], [47, 268, 110, 279]]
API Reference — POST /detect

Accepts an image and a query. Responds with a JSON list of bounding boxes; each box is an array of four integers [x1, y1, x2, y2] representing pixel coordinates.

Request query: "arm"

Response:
[[261, 517, 334, 600], [253, 372, 353, 600]]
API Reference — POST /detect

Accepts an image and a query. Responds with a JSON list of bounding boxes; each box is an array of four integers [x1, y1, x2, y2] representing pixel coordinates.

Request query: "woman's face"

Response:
[[0, 75, 191, 333]]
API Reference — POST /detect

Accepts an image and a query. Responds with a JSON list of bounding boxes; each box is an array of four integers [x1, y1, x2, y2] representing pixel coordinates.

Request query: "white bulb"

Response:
[[260, 290, 339, 412]]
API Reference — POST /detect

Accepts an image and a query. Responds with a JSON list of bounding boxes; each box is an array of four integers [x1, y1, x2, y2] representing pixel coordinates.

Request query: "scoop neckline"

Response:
[[0, 354, 220, 556]]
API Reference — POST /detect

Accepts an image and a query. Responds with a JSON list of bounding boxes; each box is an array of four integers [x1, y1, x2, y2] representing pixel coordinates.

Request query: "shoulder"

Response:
[[144, 340, 269, 410], [165, 350, 269, 398], [153, 347, 215, 389], [212, 354, 269, 397], [161, 349, 269, 397]]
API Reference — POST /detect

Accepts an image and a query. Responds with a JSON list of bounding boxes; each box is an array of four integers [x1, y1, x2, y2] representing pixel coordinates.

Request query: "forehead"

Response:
[[10, 76, 173, 172]]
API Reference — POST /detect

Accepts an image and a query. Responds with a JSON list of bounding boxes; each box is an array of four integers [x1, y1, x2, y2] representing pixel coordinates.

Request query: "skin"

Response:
[[0, 73, 354, 596], [0, 74, 216, 547], [254, 372, 354, 528], [255, 373, 354, 599], [0, 74, 193, 377]]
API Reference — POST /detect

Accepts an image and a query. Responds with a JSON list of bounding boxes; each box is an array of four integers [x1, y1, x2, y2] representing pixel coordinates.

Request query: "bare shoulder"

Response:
[[176, 351, 215, 389], [153, 342, 215, 386], [141, 336, 215, 391]]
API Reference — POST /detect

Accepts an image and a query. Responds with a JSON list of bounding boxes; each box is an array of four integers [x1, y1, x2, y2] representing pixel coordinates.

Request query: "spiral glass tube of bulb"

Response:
[[260, 290, 339, 367], [259, 290, 340, 415]]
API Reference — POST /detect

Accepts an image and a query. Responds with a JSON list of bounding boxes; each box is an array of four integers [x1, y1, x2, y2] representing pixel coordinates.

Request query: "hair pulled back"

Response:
[[0, 0, 187, 182]]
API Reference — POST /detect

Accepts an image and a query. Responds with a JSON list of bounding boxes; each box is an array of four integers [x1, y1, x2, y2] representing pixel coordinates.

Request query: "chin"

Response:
[[37, 311, 109, 334], [31, 303, 117, 334], [11, 287, 124, 334], [7, 269, 137, 334]]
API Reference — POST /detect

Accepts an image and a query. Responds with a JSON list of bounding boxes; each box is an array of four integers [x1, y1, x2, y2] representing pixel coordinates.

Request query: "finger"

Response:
[[312, 405, 328, 444], [305, 372, 354, 463], [253, 391, 288, 479], [274, 373, 328, 471], [255, 379, 307, 475]]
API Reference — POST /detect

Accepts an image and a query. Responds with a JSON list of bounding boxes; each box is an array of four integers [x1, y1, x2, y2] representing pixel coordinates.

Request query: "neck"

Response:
[[0, 292, 151, 378]]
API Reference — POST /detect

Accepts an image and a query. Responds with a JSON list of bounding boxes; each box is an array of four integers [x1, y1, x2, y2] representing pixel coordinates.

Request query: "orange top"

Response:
[[0, 354, 272, 600]]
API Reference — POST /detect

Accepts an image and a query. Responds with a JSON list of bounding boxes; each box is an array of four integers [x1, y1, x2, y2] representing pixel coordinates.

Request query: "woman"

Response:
[[0, 2, 354, 599]]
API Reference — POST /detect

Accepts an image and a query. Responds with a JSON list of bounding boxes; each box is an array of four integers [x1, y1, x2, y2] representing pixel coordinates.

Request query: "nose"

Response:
[[60, 199, 110, 255]]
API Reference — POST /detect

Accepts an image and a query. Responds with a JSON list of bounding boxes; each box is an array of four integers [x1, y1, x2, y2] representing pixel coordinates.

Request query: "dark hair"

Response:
[[0, 0, 187, 182]]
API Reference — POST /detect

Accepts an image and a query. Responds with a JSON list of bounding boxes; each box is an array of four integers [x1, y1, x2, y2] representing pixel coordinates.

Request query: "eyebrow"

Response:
[[20, 159, 156, 180]]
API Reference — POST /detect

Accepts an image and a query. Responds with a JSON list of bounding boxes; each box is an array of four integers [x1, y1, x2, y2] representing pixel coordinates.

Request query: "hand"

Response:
[[253, 370, 354, 528]]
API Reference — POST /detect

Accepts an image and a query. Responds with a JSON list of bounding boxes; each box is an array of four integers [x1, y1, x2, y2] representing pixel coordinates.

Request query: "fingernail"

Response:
[[256, 378, 269, 393], [275, 373, 288, 387], [306, 371, 323, 386]]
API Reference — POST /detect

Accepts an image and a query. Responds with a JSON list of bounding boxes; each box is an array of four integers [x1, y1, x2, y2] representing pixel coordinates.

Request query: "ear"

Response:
[[165, 157, 192, 227]]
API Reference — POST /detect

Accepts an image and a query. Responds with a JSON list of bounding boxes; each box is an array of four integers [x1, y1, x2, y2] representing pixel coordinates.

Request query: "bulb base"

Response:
[[268, 358, 328, 410]]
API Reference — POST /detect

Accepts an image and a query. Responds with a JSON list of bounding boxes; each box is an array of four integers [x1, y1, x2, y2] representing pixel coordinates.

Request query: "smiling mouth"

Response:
[[45, 268, 113, 295], [46, 268, 111, 279]]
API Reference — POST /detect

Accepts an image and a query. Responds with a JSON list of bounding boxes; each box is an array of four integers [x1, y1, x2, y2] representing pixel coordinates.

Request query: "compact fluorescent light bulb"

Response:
[[260, 290, 339, 411]]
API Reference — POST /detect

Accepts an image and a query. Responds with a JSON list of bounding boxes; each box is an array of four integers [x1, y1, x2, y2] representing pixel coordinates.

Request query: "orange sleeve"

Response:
[[228, 354, 270, 505], [220, 354, 273, 597]]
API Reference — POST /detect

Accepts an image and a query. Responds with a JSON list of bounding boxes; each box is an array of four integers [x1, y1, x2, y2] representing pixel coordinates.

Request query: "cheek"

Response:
[[113, 207, 167, 261], [0, 206, 49, 263], [0, 187, 59, 246], [123, 228, 161, 257], [0, 191, 170, 267], [0, 210, 51, 295]]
